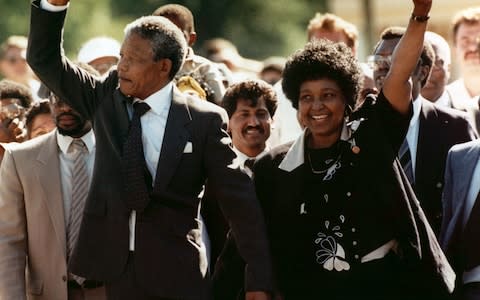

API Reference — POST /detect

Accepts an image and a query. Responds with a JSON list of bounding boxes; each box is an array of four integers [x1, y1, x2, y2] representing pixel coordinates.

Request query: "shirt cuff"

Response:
[[40, 0, 69, 11]]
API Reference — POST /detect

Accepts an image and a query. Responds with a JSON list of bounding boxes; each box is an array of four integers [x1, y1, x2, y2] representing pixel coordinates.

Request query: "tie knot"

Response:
[[133, 102, 151, 117], [70, 139, 87, 153], [244, 158, 255, 170]]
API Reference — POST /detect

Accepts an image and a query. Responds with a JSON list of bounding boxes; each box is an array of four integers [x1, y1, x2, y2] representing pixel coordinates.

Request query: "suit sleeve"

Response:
[[27, 1, 108, 120], [0, 148, 27, 300], [203, 110, 273, 292]]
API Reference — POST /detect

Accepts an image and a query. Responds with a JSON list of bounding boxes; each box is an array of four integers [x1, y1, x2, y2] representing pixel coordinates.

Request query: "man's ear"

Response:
[[157, 58, 173, 77], [418, 64, 431, 87]]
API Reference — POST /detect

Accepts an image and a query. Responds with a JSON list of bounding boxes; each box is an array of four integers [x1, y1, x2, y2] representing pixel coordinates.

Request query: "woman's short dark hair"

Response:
[[25, 99, 51, 134], [222, 79, 278, 118], [282, 40, 362, 112]]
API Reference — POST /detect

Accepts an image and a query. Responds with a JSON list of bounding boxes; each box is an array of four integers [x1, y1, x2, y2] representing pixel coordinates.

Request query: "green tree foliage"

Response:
[[1, 0, 327, 60]]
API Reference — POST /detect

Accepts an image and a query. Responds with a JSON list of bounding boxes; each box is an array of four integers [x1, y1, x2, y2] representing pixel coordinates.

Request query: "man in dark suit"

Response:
[[27, 1, 272, 300], [371, 26, 477, 235], [440, 140, 480, 299]]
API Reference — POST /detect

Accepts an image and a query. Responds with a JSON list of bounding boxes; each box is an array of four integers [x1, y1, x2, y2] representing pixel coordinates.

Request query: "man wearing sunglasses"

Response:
[[371, 26, 477, 236]]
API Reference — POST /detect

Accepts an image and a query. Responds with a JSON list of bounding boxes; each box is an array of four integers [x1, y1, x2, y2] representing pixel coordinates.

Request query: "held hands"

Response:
[[412, 0, 432, 17]]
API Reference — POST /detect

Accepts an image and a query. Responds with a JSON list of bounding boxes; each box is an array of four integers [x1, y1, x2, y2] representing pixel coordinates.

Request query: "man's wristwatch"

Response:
[[411, 13, 430, 22]]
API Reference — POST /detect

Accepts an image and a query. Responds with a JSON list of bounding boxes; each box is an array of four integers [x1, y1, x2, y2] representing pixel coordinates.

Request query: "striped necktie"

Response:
[[399, 139, 414, 186], [67, 138, 88, 284]]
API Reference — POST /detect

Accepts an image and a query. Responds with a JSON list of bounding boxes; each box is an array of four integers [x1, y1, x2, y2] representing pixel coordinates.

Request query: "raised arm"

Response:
[[382, 0, 432, 115]]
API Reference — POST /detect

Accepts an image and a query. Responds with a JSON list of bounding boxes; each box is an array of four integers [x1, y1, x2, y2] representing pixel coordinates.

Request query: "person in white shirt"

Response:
[[202, 79, 277, 268], [372, 26, 477, 235], [446, 7, 480, 106], [0, 88, 104, 299]]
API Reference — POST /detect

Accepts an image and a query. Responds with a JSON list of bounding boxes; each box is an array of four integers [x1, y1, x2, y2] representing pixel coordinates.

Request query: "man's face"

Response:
[[50, 96, 91, 138], [371, 38, 400, 90], [0, 98, 25, 122], [229, 98, 272, 157], [309, 29, 355, 55], [0, 47, 31, 83], [117, 33, 170, 100], [454, 22, 480, 75], [28, 113, 55, 139], [89, 56, 119, 75], [421, 44, 450, 101]]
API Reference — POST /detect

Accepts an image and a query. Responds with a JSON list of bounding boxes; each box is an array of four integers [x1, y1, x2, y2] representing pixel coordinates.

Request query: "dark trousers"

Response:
[[105, 252, 180, 300]]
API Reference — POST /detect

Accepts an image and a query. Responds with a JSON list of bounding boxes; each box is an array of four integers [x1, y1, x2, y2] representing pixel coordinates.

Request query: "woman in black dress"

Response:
[[252, 0, 454, 299]]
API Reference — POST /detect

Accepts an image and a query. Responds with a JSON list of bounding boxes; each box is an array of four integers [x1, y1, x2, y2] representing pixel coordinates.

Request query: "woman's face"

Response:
[[298, 78, 346, 148]]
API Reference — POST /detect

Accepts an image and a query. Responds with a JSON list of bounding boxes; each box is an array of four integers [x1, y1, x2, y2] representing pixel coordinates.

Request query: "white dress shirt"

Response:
[[462, 159, 480, 284], [446, 78, 479, 108], [57, 129, 96, 226], [404, 95, 422, 180], [128, 82, 173, 251]]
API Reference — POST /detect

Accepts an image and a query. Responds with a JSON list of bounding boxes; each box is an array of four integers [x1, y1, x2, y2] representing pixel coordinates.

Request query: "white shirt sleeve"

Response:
[[40, 0, 69, 11]]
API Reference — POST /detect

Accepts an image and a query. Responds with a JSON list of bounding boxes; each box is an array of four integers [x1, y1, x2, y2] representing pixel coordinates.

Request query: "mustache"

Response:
[[464, 50, 479, 59], [242, 125, 264, 134]]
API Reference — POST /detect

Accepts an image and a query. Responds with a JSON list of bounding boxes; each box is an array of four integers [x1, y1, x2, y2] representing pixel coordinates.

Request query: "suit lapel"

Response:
[[113, 88, 131, 143], [34, 131, 67, 258], [451, 145, 480, 223], [153, 89, 191, 192]]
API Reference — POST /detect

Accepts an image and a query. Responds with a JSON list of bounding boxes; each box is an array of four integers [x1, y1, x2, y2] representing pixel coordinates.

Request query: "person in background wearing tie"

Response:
[[241, 0, 455, 298], [202, 80, 277, 290], [371, 26, 476, 236], [27, 1, 273, 299], [0, 75, 105, 299]]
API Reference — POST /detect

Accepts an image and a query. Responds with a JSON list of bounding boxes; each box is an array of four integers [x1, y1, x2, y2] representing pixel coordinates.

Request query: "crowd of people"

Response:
[[1, 0, 480, 299]]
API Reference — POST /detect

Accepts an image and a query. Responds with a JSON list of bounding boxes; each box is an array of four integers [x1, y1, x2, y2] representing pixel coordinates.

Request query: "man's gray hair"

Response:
[[124, 16, 187, 80]]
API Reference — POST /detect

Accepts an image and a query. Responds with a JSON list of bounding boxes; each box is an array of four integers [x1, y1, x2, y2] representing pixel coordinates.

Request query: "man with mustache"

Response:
[[202, 80, 277, 300], [26, 0, 273, 299], [0, 72, 106, 299], [203, 79, 277, 265], [446, 7, 480, 109]]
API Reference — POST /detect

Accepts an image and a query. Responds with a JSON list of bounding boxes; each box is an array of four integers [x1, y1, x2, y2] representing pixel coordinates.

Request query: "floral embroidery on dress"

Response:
[[314, 216, 350, 271]]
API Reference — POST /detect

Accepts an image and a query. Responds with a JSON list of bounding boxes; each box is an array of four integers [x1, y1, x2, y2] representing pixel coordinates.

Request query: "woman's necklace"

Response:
[[307, 151, 342, 175]]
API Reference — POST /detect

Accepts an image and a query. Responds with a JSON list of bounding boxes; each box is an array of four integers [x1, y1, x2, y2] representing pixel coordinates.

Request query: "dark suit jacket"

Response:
[[214, 94, 455, 299], [440, 140, 480, 278], [414, 100, 476, 235], [27, 3, 272, 299]]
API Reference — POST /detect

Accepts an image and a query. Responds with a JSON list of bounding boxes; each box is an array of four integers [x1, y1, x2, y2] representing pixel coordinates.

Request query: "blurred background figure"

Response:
[[446, 7, 480, 106], [0, 79, 32, 143], [77, 36, 121, 75], [269, 11, 364, 148], [0, 35, 40, 100], [25, 98, 55, 140], [153, 4, 228, 105], [307, 12, 359, 56], [372, 26, 476, 235], [202, 38, 263, 82], [0, 79, 33, 163], [421, 31, 455, 107], [259, 56, 286, 86]]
